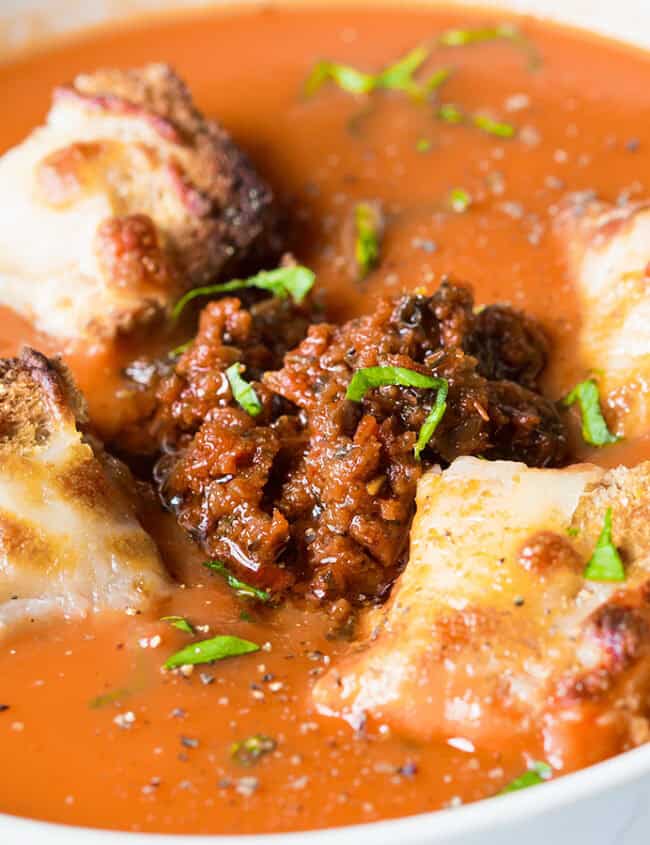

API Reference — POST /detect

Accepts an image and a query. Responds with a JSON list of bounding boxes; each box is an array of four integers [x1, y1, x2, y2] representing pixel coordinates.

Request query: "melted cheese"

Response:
[[315, 457, 650, 760], [0, 349, 169, 633]]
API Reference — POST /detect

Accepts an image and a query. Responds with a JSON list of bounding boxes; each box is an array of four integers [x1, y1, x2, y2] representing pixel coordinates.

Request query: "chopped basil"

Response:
[[563, 378, 620, 447], [583, 508, 625, 583], [172, 266, 315, 319], [305, 47, 450, 101], [449, 187, 472, 213], [437, 23, 541, 70], [162, 615, 194, 634], [472, 114, 516, 138], [204, 560, 271, 603], [437, 105, 516, 137], [171, 339, 192, 358], [500, 761, 552, 794], [354, 202, 382, 279], [414, 380, 449, 460], [408, 66, 452, 100], [226, 362, 263, 418], [164, 635, 259, 669], [416, 138, 432, 153], [345, 366, 448, 459], [231, 734, 277, 766], [438, 24, 520, 47], [374, 45, 430, 96], [438, 103, 464, 124], [305, 60, 375, 96]]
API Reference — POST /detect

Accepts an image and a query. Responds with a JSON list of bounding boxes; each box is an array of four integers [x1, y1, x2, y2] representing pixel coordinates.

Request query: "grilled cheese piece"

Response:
[[0, 349, 169, 633], [0, 64, 276, 342], [315, 457, 650, 769], [557, 195, 650, 437]]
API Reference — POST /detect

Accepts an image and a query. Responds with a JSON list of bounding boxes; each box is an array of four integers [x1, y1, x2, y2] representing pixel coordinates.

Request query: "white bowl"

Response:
[[1, 2, 649, 843]]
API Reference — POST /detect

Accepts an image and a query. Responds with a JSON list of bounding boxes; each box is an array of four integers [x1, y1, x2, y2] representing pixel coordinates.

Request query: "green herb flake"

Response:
[[170, 339, 192, 358], [305, 47, 450, 101], [374, 45, 430, 95], [416, 138, 432, 153], [161, 615, 194, 634], [204, 560, 271, 603], [438, 23, 519, 48], [473, 113, 516, 138], [172, 266, 315, 320], [414, 380, 449, 459], [583, 507, 626, 583], [226, 362, 263, 418], [230, 734, 277, 766], [346, 366, 448, 460], [563, 378, 620, 447], [305, 60, 375, 97], [437, 103, 464, 124], [437, 23, 541, 70], [449, 187, 472, 213], [164, 635, 259, 670], [566, 526, 580, 538], [354, 202, 382, 279], [500, 761, 552, 794]]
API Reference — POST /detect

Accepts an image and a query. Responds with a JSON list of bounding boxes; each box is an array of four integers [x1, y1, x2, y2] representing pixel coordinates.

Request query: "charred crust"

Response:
[[517, 530, 582, 573], [0, 348, 86, 454], [566, 595, 650, 700], [94, 214, 179, 293], [55, 63, 279, 289]]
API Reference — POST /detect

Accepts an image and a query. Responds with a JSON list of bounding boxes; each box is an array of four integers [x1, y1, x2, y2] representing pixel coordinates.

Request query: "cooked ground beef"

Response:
[[152, 281, 568, 604]]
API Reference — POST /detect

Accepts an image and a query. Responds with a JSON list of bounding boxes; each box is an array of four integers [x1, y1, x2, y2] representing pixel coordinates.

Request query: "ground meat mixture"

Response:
[[152, 281, 568, 604]]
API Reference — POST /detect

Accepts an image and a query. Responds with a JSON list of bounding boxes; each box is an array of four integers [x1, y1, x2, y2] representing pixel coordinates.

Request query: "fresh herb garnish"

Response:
[[438, 103, 464, 124], [170, 339, 192, 358], [472, 113, 517, 138], [438, 23, 519, 47], [230, 734, 277, 766], [414, 381, 449, 460], [305, 47, 451, 101], [204, 560, 271, 603], [305, 60, 375, 96], [162, 615, 194, 634], [226, 363, 263, 418], [563, 378, 620, 447], [437, 104, 516, 137], [172, 266, 315, 320], [346, 366, 448, 459], [416, 138, 432, 153], [354, 202, 382, 279], [583, 507, 625, 583], [500, 761, 552, 794], [437, 23, 541, 70], [449, 187, 472, 213], [164, 635, 259, 670]]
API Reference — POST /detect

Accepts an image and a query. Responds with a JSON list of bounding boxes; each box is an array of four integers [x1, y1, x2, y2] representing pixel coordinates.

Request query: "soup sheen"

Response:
[[1, 3, 650, 835]]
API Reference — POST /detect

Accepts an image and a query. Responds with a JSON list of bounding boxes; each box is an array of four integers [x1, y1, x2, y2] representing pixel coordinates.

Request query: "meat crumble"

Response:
[[148, 281, 567, 605]]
